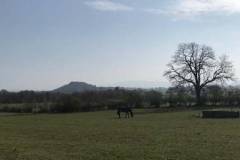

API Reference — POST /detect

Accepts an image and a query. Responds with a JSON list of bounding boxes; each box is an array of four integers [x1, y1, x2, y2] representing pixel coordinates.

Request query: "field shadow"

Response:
[[0, 113, 37, 117], [108, 117, 121, 120], [134, 105, 239, 114], [133, 107, 194, 115]]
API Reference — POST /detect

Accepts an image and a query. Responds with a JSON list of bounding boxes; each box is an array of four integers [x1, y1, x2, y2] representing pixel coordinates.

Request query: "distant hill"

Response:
[[52, 81, 168, 94], [52, 82, 97, 93]]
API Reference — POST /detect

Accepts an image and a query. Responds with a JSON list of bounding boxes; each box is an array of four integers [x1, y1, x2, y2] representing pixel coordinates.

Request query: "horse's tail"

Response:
[[117, 107, 121, 115], [130, 109, 133, 118]]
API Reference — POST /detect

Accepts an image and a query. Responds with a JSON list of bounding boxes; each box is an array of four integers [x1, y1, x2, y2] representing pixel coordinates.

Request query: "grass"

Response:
[[1, 108, 240, 160]]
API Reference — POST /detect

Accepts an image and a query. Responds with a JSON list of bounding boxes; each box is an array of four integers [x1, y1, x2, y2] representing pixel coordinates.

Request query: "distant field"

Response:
[[1, 108, 240, 160]]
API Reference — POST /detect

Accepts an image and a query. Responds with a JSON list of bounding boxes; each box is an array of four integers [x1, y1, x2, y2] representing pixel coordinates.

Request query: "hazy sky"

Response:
[[1, 0, 240, 90]]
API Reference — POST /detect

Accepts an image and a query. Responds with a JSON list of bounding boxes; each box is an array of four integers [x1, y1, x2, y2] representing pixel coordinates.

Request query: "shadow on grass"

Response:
[[108, 117, 121, 120], [0, 113, 37, 117], [132, 106, 240, 115], [132, 107, 193, 115]]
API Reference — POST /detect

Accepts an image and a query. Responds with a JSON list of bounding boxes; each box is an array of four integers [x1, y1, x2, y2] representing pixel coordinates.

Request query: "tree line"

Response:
[[1, 84, 240, 113], [0, 88, 154, 113]]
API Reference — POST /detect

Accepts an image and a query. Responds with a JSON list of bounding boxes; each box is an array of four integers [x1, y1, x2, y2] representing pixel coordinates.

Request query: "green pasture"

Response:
[[1, 108, 240, 160]]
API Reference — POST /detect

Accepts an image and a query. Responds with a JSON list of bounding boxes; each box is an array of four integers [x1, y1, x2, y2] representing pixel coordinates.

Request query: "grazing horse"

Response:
[[117, 106, 133, 118]]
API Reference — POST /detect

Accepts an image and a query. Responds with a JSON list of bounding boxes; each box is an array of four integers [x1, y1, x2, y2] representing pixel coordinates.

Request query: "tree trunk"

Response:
[[195, 87, 202, 106]]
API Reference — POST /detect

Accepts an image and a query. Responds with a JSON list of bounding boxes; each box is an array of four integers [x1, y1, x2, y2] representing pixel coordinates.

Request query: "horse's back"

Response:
[[122, 107, 130, 112]]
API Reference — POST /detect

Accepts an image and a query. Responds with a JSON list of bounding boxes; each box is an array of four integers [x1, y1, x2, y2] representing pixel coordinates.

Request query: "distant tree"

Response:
[[145, 90, 163, 107], [165, 87, 178, 107], [203, 85, 223, 105], [234, 88, 240, 106], [164, 43, 235, 106], [222, 86, 236, 106], [126, 90, 143, 108], [58, 95, 82, 112], [165, 86, 193, 107]]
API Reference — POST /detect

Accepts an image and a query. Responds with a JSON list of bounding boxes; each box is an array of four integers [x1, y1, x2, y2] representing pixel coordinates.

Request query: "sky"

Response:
[[0, 0, 240, 91]]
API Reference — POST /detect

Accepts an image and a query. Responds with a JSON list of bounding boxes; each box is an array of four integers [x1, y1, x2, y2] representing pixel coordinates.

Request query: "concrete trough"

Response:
[[202, 110, 240, 118]]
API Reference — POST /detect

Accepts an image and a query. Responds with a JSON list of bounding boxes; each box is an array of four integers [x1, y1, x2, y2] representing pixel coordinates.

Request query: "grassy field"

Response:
[[1, 108, 240, 160]]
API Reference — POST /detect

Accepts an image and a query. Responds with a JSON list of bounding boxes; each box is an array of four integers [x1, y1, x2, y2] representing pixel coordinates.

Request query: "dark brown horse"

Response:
[[117, 106, 133, 118]]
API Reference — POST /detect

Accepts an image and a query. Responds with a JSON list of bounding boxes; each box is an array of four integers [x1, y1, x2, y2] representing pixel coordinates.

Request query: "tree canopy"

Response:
[[164, 42, 235, 105]]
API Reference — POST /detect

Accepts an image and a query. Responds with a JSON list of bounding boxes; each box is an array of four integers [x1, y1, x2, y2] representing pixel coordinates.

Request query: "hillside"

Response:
[[52, 82, 97, 93], [52, 81, 167, 94]]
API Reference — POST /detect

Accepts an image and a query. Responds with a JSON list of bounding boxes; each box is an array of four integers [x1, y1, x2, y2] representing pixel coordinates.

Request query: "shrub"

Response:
[[49, 103, 57, 113], [9, 106, 22, 113], [1, 106, 9, 112], [22, 104, 33, 113], [38, 104, 49, 113]]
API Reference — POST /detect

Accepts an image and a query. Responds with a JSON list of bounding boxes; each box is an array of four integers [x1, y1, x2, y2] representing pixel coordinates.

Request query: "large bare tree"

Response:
[[164, 43, 235, 106]]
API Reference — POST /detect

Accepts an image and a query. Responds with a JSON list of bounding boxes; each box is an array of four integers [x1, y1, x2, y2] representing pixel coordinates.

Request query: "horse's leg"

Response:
[[126, 112, 128, 118], [130, 110, 133, 118], [125, 112, 127, 118], [119, 112, 121, 118]]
